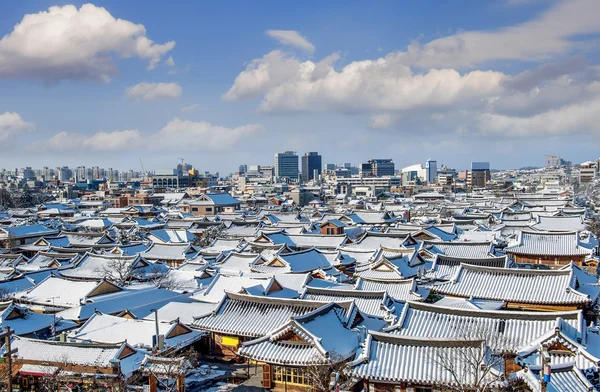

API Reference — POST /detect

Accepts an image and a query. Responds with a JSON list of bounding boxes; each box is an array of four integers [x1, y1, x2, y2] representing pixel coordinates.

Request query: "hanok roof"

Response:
[[386, 301, 584, 352], [70, 313, 202, 350], [195, 273, 307, 303], [428, 254, 509, 280], [350, 332, 485, 387], [18, 252, 78, 272], [238, 303, 360, 366], [2, 336, 137, 368], [63, 231, 116, 247], [302, 286, 400, 319], [532, 216, 586, 232], [0, 224, 59, 239], [59, 252, 147, 280], [286, 233, 350, 249], [57, 287, 195, 322], [422, 240, 495, 259], [251, 248, 335, 274], [141, 242, 197, 261], [192, 292, 352, 338], [432, 264, 590, 306], [348, 231, 408, 250], [355, 278, 429, 303], [505, 231, 592, 257], [20, 275, 122, 308], [147, 229, 198, 244]]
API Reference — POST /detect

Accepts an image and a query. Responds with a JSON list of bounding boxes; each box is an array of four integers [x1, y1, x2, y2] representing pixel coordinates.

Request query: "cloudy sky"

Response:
[[1, 0, 599, 173]]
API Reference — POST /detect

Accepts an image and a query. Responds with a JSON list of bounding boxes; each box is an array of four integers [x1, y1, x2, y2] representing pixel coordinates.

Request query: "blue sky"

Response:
[[1, 0, 599, 173]]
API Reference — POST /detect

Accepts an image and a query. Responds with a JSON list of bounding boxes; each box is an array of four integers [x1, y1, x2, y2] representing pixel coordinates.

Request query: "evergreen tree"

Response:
[[18, 184, 35, 208], [0, 188, 14, 209]]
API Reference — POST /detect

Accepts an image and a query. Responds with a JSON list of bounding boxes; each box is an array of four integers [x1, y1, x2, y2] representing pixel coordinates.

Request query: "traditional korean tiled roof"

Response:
[[286, 233, 350, 249], [355, 277, 429, 302], [19, 275, 122, 308], [57, 287, 194, 322], [386, 301, 584, 352], [431, 264, 590, 306], [3, 336, 131, 367], [147, 229, 198, 243], [428, 254, 509, 280], [59, 252, 144, 280], [70, 313, 202, 350], [192, 292, 352, 338], [505, 231, 592, 257], [196, 272, 307, 303], [302, 286, 399, 319], [0, 224, 59, 239], [238, 303, 360, 366], [532, 216, 585, 232], [141, 242, 197, 261], [350, 332, 485, 386], [422, 240, 495, 259], [347, 231, 408, 251], [251, 248, 334, 274]]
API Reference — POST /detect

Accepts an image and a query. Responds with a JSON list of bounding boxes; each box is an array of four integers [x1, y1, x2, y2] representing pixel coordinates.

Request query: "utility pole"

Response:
[[1, 326, 17, 391]]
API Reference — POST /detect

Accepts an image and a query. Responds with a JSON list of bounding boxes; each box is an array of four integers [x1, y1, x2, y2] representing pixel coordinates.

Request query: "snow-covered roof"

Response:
[[193, 292, 351, 338], [20, 276, 122, 308], [432, 264, 590, 306], [386, 302, 584, 352], [350, 332, 484, 386], [238, 303, 360, 366], [70, 313, 202, 350], [505, 231, 592, 256]]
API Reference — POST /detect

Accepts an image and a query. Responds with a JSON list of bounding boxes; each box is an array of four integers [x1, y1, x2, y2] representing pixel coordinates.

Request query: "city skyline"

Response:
[[1, 0, 599, 172]]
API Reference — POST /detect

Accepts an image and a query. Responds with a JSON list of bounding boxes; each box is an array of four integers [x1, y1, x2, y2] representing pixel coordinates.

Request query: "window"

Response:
[[272, 366, 309, 386], [192, 207, 199, 212], [206, 207, 213, 212]]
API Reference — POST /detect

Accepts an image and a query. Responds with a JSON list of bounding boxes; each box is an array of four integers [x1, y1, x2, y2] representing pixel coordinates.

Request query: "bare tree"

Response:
[[304, 353, 350, 392], [150, 267, 184, 291], [426, 323, 521, 392], [101, 257, 133, 286]]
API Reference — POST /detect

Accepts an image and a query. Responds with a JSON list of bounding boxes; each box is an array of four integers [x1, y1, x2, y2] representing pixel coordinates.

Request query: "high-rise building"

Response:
[[468, 162, 491, 188], [239, 164, 248, 174], [274, 151, 299, 180], [425, 159, 438, 183], [363, 159, 395, 177], [301, 152, 322, 182]]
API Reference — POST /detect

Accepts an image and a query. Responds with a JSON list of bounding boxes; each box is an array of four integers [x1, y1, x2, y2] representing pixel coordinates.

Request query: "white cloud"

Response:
[[224, 50, 505, 113], [368, 114, 395, 129], [0, 4, 175, 82], [477, 96, 600, 136], [0, 112, 35, 141], [394, 0, 600, 68], [30, 129, 142, 151], [29, 119, 262, 152], [266, 30, 315, 52], [164, 56, 175, 67], [126, 82, 182, 101], [154, 118, 264, 150], [180, 104, 200, 112]]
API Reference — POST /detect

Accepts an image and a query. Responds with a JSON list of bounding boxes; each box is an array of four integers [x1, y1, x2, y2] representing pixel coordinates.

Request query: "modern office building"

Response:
[[301, 152, 322, 182], [238, 164, 247, 174], [468, 162, 491, 188], [362, 159, 395, 177], [274, 151, 299, 180], [425, 159, 438, 183]]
